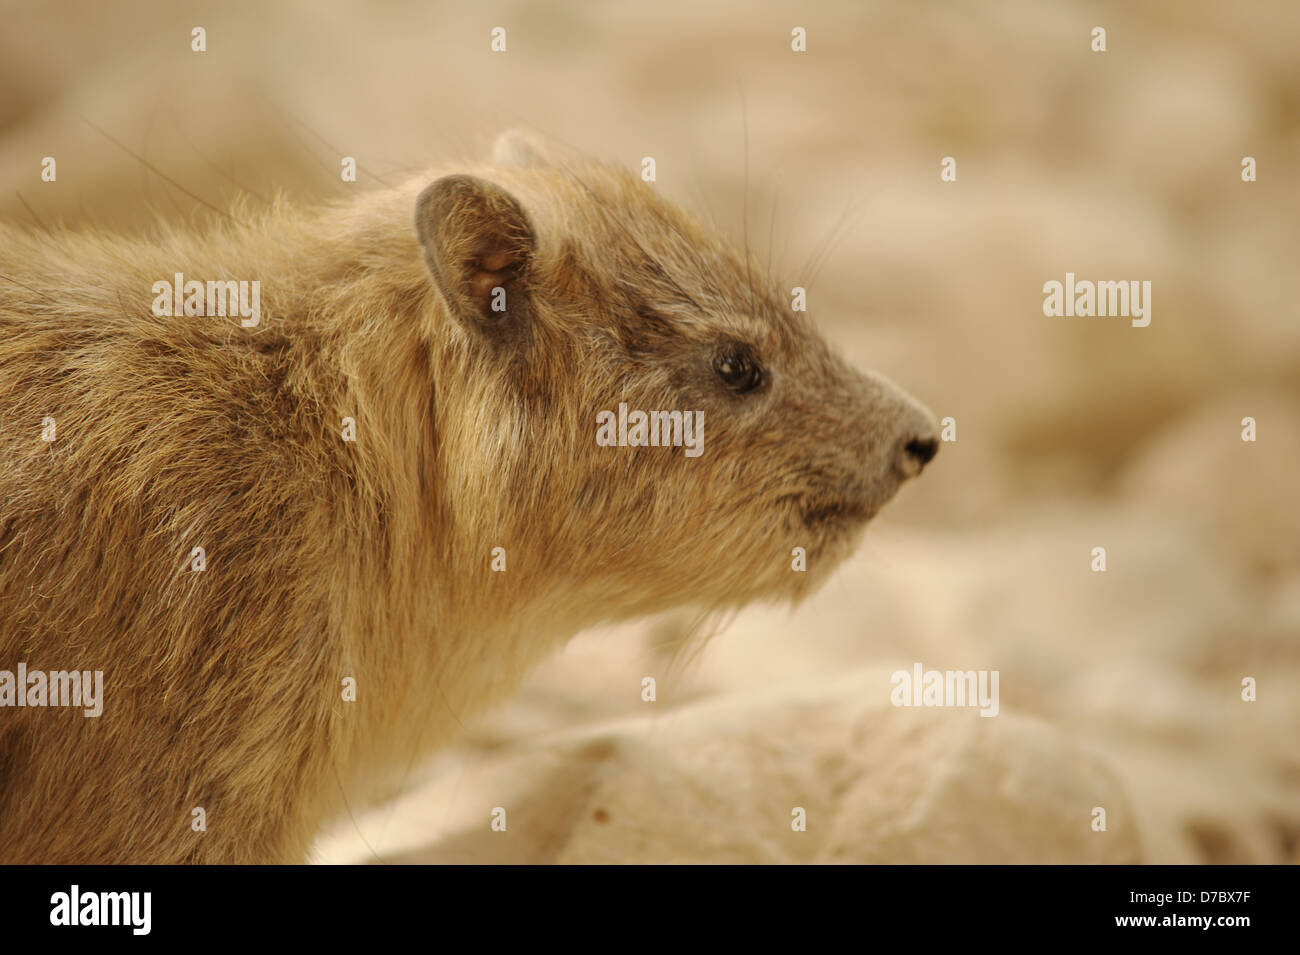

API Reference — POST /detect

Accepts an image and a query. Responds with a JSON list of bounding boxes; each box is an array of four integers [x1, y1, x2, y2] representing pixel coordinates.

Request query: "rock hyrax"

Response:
[[0, 131, 938, 862]]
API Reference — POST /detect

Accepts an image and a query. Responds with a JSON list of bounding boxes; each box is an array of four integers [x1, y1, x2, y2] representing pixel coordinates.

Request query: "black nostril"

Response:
[[904, 436, 939, 468]]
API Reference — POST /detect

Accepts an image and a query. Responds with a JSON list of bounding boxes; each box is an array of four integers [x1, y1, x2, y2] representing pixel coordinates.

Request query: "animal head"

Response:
[[413, 132, 938, 618]]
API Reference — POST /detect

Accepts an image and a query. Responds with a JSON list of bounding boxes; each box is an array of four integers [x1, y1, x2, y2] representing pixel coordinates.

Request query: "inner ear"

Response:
[[414, 174, 536, 332]]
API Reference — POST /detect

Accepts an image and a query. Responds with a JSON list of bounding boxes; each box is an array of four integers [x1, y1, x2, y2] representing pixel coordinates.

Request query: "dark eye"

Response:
[[713, 343, 763, 394]]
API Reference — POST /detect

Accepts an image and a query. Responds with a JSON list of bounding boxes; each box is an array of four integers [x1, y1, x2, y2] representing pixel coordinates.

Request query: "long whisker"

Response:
[[802, 186, 886, 293], [765, 174, 780, 284], [80, 116, 238, 223], [333, 760, 388, 865], [0, 272, 58, 304], [15, 191, 49, 233], [739, 83, 755, 321], [170, 108, 271, 205]]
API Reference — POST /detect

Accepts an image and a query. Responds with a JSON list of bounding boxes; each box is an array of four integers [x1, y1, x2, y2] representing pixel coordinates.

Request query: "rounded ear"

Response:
[[492, 129, 548, 167], [414, 174, 536, 338]]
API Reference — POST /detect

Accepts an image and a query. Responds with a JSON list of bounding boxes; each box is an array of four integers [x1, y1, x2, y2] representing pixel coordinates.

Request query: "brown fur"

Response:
[[0, 132, 937, 863]]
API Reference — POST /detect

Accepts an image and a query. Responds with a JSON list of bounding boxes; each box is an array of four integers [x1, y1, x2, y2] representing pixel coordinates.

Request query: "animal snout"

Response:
[[847, 368, 941, 505], [878, 383, 940, 481]]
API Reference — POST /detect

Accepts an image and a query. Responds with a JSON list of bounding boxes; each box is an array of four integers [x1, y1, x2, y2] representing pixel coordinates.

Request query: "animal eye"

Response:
[[713, 343, 762, 394]]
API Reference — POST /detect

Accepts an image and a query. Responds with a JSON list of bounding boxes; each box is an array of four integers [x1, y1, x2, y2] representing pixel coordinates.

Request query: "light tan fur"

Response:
[[0, 133, 937, 862]]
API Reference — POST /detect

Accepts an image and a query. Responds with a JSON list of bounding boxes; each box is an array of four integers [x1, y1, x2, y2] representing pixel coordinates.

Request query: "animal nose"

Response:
[[898, 433, 939, 478], [856, 367, 940, 483]]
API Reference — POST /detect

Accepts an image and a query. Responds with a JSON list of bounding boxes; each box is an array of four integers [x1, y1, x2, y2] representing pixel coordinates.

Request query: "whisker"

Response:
[[14, 191, 49, 233], [0, 272, 58, 305], [332, 759, 388, 865], [739, 83, 755, 322], [170, 109, 271, 205], [80, 116, 238, 224], [268, 99, 398, 189], [765, 174, 781, 284]]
